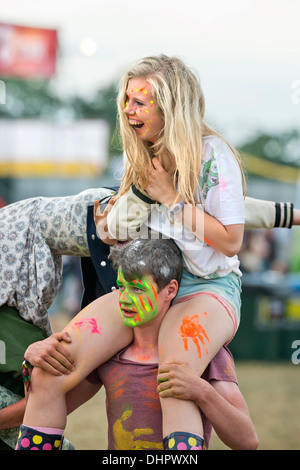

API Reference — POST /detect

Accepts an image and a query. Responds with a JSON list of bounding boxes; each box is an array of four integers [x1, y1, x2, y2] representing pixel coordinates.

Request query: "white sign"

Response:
[[0, 119, 109, 177]]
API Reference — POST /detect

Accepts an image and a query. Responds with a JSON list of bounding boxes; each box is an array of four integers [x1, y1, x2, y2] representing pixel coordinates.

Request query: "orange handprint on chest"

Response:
[[179, 314, 210, 358]]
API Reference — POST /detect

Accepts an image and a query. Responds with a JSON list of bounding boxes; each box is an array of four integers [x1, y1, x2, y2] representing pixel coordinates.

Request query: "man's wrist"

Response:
[[193, 377, 213, 408]]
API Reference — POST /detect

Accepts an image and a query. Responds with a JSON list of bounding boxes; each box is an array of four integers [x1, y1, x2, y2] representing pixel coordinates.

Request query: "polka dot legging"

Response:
[[16, 425, 63, 450], [163, 432, 204, 451]]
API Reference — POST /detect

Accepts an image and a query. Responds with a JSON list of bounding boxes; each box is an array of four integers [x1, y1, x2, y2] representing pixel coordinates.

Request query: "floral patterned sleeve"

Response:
[[0, 188, 113, 335]]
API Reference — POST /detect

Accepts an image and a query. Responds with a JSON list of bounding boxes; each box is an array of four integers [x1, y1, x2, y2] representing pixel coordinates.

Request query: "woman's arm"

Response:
[[157, 362, 258, 450], [294, 208, 300, 225], [244, 197, 295, 229], [181, 205, 244, 257], [94, 199, 119, 245], [146, 158, 244, 257], [105, 186, 154, 242]]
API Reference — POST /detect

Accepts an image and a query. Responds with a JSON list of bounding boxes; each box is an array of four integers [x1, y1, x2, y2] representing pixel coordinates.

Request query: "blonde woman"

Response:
[[103, 55, 245, 450], [15, 55, 292, 450]]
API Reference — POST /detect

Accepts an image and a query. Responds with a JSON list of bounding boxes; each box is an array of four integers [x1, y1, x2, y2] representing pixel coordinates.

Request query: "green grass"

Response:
[[210, 361, 300, 450]]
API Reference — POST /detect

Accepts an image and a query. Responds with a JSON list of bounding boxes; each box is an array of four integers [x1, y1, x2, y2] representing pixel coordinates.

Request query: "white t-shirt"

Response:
[[143, 135, 245, 279]]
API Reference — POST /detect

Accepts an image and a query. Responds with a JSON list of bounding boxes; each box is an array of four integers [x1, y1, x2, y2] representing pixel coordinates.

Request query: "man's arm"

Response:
[[197, 379, 258, 450], [66, 379, 101, 415], [157, 361, 258, 450], [0, 398, 26, 430]]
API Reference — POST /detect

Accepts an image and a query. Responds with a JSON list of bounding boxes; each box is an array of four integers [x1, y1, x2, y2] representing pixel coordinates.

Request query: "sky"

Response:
[[0, 0, 300, 146]]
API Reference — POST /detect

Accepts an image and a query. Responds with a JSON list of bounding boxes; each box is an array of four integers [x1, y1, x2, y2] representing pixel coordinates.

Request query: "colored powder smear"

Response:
[[178, 314, 210, 358], [70, 317, 102, 335]]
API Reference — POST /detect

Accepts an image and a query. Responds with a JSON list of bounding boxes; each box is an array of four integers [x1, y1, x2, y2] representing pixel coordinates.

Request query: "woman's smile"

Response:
[[125, 77, 164, 143]]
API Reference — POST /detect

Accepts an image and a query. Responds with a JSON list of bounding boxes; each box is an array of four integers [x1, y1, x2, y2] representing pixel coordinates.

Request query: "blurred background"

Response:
[[0, 0, 299, 450]]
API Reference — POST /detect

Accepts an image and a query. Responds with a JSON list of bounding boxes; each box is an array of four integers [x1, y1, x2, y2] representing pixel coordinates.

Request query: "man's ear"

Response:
[[166, 279, 178, 301]]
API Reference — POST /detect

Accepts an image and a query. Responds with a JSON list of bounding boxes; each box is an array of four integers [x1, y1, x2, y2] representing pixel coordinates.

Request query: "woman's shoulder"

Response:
[[202, 134, 234, 158]]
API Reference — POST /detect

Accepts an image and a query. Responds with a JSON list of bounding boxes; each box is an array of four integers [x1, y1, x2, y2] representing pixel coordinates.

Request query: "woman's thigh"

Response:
[[57, 291, 133, 392], [158, 294, 234, 375]]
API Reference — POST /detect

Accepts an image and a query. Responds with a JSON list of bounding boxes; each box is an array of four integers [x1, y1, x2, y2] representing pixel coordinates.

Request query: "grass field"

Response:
[[63, 361, 300, 450]]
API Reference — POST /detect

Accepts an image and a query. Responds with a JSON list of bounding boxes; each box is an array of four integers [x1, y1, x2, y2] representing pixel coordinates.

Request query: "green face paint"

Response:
[[117, 268, 159, 327]]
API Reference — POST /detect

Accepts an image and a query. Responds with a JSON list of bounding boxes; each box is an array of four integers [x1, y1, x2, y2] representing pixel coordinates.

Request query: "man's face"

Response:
[[116, 268, 161, 327]]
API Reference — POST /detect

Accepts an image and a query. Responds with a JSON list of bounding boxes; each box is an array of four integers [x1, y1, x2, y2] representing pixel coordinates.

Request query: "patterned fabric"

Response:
[[0, 188, 113, 335], [163, 432, 204, 451], [0, 385, 22, 449], [21, 358, 32, 392], [16, 425, 63, 450], [0, 385, 74, 450], [200, 150, 219, 200]]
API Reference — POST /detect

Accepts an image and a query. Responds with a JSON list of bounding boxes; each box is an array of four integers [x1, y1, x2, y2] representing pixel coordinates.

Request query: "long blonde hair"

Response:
[[117, 54, 246, 204]]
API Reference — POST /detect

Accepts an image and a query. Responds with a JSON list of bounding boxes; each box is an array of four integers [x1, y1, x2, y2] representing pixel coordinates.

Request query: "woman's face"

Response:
[[124, 77, 164, 143]]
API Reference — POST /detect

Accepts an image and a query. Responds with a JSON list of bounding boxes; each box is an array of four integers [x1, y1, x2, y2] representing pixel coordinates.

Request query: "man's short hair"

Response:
[[109, 238, 183, 291]]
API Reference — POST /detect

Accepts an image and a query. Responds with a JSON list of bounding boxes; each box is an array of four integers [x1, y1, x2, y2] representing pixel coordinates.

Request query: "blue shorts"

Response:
[[174, 268, 242, 341]]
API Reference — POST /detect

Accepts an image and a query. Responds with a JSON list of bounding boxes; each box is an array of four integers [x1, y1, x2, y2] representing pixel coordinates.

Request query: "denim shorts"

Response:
[[174, 268, 242, 341]]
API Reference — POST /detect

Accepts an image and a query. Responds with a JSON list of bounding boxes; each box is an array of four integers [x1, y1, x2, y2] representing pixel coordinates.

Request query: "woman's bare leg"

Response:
[[22, 291, 133, 429], [158, 294, 234, 449]]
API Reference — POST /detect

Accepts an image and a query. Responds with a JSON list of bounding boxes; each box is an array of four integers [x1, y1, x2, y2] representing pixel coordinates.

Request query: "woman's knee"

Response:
[[30, 367, 68, 396]]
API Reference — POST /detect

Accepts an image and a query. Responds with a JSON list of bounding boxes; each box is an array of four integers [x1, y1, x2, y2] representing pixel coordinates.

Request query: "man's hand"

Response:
[[157, 361, 206, 402], [24, 332, 75, 376]]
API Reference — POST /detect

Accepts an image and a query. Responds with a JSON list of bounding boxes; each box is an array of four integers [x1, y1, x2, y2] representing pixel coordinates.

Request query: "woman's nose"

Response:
[[124, 100, 134, 115]]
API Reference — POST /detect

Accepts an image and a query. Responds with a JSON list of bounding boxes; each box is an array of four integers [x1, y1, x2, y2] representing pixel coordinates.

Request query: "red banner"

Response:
[[0, 196, 7, 208], [0, 23, 57, 79]]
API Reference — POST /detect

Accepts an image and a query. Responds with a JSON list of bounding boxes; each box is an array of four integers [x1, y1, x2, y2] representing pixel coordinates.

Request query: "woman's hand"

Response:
[[145, 157, 179, 207], [94, 198, 118, 245], [157, 361, 206, 402]]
